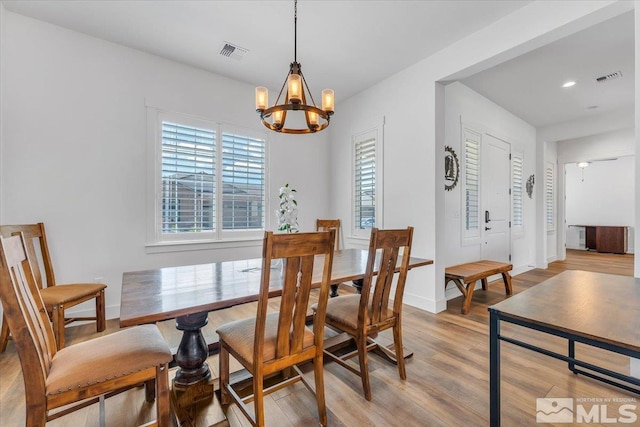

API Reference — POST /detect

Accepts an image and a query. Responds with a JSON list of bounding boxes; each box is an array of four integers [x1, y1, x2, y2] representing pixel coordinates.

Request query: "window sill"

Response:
[[347, 235, 370, 242], [346, 235, 370, 249], [145, 238, 263, 254]]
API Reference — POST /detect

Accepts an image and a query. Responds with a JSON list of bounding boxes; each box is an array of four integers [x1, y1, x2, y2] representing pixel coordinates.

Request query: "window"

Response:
[[463, 128, 481, 240], [352, 124, 383, 238], [354, 133, 376, 233], [545, 163, 554, 231], [221, 132, 266, 231], [161, 121, 216, 234], [512, 152, 523, 230], [149, 110, 266, 244]]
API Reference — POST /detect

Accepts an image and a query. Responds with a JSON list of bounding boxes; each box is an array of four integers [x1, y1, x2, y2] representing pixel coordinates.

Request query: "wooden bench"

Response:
[[445, 260, 513, 314]]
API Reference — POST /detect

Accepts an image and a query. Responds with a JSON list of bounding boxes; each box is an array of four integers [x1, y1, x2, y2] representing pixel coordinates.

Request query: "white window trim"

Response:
[[350, 118, 384, 240], [146, 108, 268, 250]]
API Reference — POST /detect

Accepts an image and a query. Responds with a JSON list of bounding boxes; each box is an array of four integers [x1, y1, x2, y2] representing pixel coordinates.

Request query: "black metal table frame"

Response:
[[489, 308, 640, 426]]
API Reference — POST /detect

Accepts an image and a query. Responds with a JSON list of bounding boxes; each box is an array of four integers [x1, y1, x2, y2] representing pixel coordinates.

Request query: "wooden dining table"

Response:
[[120, 248, 432, 425]]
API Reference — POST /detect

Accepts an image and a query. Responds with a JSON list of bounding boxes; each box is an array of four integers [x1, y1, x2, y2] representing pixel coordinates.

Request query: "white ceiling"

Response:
[[1, 1, 529, 102], [460, 10, 635, 129], [1, 1, 634, 130]]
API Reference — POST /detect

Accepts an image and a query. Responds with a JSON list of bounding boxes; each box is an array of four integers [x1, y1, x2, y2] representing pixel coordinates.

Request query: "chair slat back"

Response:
[[0, 223, 56, 289], [360, 227, 414, 325], [316, 219, 341, 251], [256, 230, 335, 364], [0, 235, 56, 394]]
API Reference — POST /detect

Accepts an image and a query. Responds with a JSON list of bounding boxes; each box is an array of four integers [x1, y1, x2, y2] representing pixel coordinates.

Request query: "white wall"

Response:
[[0, 4, 4, 224], [558, 127, 635, 164], [0, 12, 331, 319], [539, 114, 635, 263], [443, 82, 536, 283], [565, 157, 635, 250], [559, 128, 635, 253], [636, 1, 640, 278], [330, 0, 626, 313]]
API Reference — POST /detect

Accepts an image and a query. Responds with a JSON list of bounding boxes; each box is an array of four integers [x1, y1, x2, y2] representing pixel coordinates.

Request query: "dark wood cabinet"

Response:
[[580, 225, 628, 254]]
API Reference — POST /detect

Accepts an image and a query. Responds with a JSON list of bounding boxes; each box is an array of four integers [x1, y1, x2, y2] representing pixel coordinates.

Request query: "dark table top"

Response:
[[120, 248, 433, 327]]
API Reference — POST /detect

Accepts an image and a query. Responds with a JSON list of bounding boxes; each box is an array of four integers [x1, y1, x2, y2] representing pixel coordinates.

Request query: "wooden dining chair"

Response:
[[0, 222, 106, 351], [0, 234, 172, 426], [316, 219, 347, 298], [313, 226, 414, 401], [316, 219, 341, 251], [217, 230, 336, 427]]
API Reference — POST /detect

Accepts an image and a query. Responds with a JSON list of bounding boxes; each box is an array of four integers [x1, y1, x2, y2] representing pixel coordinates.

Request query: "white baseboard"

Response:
[[404, 291, 446, 314], [512, 264, 534, 276], [445, 286, 462, 300], [64, 305, 121, 323]]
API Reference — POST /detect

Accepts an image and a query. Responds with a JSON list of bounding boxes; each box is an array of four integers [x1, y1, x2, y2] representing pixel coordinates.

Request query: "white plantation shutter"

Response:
[[354, 136, 376, 231], [512, 153, 523, 229], [221, 132, 265, 230], [546, 164, 554, 230], [161, 121, 216, 233], [464, 129, 480, 235]]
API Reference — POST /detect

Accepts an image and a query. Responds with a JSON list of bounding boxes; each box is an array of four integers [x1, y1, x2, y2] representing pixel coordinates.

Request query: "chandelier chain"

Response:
[[294, 0, 297, 63]]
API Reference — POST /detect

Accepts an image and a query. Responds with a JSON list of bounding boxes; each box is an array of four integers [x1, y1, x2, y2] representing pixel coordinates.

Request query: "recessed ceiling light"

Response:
[[562, 81, 576, 88]]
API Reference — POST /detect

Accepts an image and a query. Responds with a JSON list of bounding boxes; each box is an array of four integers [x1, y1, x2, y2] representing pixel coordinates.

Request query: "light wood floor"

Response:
[[0, 250, 636, 426]]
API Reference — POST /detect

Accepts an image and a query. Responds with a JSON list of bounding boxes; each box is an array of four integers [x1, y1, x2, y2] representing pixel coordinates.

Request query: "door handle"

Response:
[[485, 210, 491, 223], [485, 226, 492, 231]]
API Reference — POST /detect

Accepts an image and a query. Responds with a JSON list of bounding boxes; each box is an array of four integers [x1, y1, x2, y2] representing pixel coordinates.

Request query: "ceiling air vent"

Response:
[[219, 42, 248, 61], [596, 71, 622, 83]]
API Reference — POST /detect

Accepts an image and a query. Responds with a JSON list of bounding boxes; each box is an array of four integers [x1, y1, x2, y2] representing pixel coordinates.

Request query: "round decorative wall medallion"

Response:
[[444, 145, 459, 191]]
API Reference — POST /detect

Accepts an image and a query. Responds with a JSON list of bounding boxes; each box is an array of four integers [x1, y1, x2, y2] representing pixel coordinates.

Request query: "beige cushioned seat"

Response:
[[313, 295, 376, 331], [217, 312, 315, 367], [40, 283, 107, 306], [46, 324, 172, 395]]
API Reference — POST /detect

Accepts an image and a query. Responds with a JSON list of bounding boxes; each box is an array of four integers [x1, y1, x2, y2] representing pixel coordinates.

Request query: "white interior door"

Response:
[[481, 134, 511, 262]]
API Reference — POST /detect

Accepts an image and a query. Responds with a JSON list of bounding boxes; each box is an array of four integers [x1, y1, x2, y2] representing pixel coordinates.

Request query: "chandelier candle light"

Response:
[[255, 0, 334, 134]]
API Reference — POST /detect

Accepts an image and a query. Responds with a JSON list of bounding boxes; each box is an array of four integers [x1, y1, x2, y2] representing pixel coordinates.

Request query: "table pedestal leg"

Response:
[[171, 312, 221, 427], [330, 284, 340, 298], [174, 311, 212, 387], [352, 279, 363, 294], [172, 312, 226, 426]]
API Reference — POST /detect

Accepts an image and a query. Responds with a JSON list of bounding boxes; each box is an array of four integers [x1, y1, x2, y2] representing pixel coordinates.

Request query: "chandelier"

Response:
[[255, 0, 334, 134]]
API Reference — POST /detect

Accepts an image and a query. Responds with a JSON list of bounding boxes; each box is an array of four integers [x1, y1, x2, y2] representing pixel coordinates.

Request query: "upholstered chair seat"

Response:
[[40, 283, 106, 306], [46, 324, 171, 396]]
